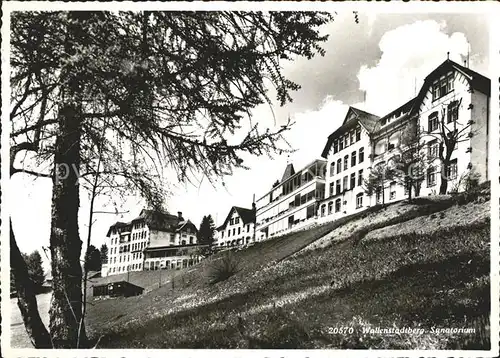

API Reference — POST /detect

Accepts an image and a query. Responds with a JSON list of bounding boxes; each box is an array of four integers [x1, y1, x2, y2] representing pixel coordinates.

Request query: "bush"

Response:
[[207, 252, 240, 285]]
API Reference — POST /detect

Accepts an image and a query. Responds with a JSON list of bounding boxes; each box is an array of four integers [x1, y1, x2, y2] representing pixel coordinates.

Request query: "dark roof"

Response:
[[281, 163, 295, 182], [410, 59, 490, 116], [217, 206, 256, 231], [176, 220, 198, 233], [106, 209, 196, 237], [135, 209, 180, 231], [321, 106, 380, 158]]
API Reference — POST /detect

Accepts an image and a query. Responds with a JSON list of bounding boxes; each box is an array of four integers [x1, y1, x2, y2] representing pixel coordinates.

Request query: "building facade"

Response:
[[319, 59, 490, 222], [102, 209, 201, 277], [255, 159, 326, 240], [215, 206, 256, 247], [318, 107, 378, 223]]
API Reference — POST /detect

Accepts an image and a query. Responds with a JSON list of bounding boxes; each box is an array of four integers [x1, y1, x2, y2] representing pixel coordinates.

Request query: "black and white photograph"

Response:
[[1, 2, 499, 356]]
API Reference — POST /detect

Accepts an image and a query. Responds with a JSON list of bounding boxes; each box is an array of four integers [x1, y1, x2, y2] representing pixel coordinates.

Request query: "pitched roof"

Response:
[[410, 59, 490, 116], [106, 209, 196, 237], [281, 163, 295, 182], [217, 206, 256, 231], [134, 209, 180, 231], [321, 106, 380, 158], [371, 97, 417, 135]]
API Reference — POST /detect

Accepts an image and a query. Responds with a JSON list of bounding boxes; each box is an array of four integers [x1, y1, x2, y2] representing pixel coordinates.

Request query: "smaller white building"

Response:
[[215, 206, 256, 247], [256, 159, 327, 240], [102, 209, 202, 277]]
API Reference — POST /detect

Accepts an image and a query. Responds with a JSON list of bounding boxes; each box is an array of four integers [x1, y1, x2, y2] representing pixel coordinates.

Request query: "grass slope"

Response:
[[87, 191, 491, 349]]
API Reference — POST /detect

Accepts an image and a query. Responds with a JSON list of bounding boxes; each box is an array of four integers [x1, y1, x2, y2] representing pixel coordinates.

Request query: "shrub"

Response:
[[207, 252, 240, 285]]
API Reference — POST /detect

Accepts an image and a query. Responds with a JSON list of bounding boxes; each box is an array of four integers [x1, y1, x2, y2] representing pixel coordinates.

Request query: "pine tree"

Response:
[[198, 215, 216, 246], [99, 244, 109, 265]]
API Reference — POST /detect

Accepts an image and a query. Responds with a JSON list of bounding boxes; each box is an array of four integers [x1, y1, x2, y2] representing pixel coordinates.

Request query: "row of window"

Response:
[[427, 160, 458, 187], [333, 126, 362, 154], [321, 193, 365, 217], [432, 71, 454, 101], [109, 252, 143, 264], [328, 169, 364, 197], [330, 147, 364, 176], [229, 217, 240, 225], [144, 258, 200, 271], [110, 243, 144, 255], [428, 100, 459, 131], [281, 170, 317, 197], [221, 224, 251, 239], [110, 263, 142, 274]]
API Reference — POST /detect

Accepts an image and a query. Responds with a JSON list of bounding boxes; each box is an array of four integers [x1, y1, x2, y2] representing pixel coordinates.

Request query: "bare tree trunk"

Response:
[[408, 179, 413, 202], [440, 162, 449, 195], [48, 104, 86, 348], [10, 221, 53, 348], [78, 149, 101, 348]]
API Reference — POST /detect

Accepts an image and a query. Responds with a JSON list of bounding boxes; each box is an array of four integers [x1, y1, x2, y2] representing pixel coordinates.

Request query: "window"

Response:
[[232, 228, 236, 236], [389, 182, 396, 200], [358, 169, 363, 186], [247, 224, 250, 233], [230, 218, 234, 225], [356, 193, 363, 208], [351, 151, 356, 167], [447, 101, 459, 123], [344, 155, 349, 170], [329, 182, 334, 196], [330, 162, 335, 176], [238, 227, 241, 235], [306, 204, 315, 219], [428, 139, 439, 159], [335, 198, 341, 212], [359, 147, 364, 163], [333, 140, 339, 154], [336, 180, 341, 195], [235, 217, 240, 224], [427, 167, 436, 187], [376, 189, 382, 204], [428, 112, 439, 132], [328, 201, 333, 214], [343, 176, 348, 191], [432, 71, 454, 101], [336, 159, 342, 173], [350, 131, 355, 145], [190, 237, 194, 244], [345, 134, 350, 147], [350, 173, 356, 189], [339, 138, 344, 151], [355, 127, 361, 141], [321, 204, 326, 217], [445, 159, 458, 180], [228, 229, 231, 237]]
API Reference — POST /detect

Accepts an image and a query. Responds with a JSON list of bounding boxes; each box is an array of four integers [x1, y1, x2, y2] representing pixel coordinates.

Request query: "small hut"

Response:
[[92, 281, 144, 298]]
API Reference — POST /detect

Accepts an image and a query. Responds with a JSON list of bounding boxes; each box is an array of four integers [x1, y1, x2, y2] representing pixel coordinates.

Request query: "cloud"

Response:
[[357, 20, 472, 116], [287, 96, 348, 168], [167, 96, 350, 228]]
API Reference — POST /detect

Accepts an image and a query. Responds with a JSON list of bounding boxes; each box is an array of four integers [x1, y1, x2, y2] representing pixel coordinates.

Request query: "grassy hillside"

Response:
[[87, 189, 491, 349]]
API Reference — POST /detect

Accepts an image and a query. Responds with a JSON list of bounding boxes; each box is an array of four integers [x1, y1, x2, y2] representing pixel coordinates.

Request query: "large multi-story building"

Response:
[[319, 59, 490, 222], [214, 205, 256, 248], [102, 209, 202, 276], [255, 159, 326, 240], [318, 107, 378, 223]]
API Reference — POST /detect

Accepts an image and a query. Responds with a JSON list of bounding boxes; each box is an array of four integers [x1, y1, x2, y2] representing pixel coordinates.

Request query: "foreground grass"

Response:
[[88, 195, 490, 349]]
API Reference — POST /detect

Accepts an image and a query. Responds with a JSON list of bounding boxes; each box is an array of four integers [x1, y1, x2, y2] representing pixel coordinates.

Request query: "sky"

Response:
[[9, 12, 490, 273]]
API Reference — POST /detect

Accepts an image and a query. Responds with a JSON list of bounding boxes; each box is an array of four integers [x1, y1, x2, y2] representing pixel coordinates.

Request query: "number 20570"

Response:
[[327, 327, 354, 334]]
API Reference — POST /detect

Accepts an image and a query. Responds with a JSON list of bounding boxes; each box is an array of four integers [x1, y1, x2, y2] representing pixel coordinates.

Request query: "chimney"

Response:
[[177, 211, 183, 220]]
